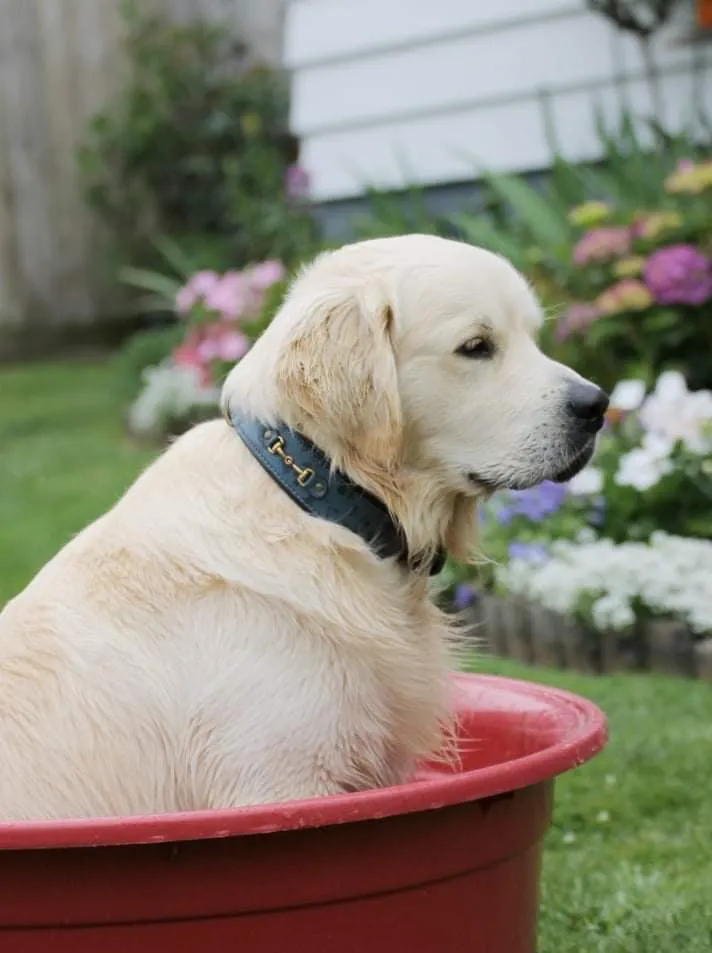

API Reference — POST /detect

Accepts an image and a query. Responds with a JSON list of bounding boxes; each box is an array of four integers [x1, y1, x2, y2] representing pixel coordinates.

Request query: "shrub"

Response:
[[79, 3, 317, 276]]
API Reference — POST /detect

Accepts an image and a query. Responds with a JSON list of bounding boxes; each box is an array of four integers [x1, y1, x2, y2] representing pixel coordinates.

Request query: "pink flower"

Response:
[[643, 245, 712, 306], [174, 331, 204, 368], [175, 270, 220, 315], [204, 271, 250, 321], [195, 326, 251, 364], [555, 303, 601, 341], [248, 259, 285, 290], [217, 330, 250, 361], [174, 331, 213, 385], [573, 227, 631, 266], [195, 337, 220, 363]]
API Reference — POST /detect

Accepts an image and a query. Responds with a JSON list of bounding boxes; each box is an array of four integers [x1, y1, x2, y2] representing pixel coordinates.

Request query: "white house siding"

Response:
[[284, 0, 712, 202]]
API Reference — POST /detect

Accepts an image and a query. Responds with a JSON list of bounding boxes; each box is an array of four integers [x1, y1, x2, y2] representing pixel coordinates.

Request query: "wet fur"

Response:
[[0, 235, 591, 819]]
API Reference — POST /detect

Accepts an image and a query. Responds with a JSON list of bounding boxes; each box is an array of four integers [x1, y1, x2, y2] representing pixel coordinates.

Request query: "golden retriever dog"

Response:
[[0, 235, 608, 819]]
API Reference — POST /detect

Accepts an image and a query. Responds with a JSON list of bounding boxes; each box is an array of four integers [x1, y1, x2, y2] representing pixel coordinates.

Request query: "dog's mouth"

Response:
[[550, 438, 597, 483], [468, 436, 597, 493]]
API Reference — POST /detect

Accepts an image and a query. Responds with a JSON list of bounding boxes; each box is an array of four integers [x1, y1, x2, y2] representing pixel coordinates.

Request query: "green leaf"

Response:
[[125, 292, 177, 314], [481, 170, 572, 249], [644, 309, 681, 332], [153, 235, 199, 278], [550, 154, 589, 208], [120, 266, 181, 304], [585, 317, 624, 347], [449, 212, 528, 269]]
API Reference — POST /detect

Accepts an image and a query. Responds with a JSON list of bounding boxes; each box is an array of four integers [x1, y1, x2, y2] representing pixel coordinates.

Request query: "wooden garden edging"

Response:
[[467, 594, 712, 681]]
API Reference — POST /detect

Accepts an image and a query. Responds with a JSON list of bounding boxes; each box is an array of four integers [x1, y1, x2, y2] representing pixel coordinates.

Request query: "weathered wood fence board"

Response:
[[468, 594, 712, 681], [0, 0, 285, 353], [0, 0, 126, 340]]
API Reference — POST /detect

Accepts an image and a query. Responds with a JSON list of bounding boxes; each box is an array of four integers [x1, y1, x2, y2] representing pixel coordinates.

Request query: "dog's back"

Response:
[[0, 421, 453, 819]]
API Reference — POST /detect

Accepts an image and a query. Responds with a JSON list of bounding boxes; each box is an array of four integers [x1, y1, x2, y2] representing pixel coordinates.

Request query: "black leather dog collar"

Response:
[[230, 414, 445, 576]]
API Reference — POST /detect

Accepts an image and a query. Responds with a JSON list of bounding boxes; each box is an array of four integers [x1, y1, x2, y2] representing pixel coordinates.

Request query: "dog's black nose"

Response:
[[566, 381, 609, 421]]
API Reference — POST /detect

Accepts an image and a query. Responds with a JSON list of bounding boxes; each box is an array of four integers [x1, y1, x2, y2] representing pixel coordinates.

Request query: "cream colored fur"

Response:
[[0, 235, 595, 819]]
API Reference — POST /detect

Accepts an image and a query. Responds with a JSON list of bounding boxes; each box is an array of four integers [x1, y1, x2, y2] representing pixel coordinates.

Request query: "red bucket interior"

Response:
[[417, 672, 603, 779]]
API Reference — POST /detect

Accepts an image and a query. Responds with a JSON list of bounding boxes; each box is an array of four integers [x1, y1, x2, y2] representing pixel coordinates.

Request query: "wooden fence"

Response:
[[0, 0, 285, 357]]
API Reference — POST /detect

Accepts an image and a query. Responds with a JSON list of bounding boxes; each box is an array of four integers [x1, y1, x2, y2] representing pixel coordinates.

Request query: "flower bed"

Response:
[[447, 370, 712, 672], [439, 154, 712, 671], [551, 157, 712, 391], [126, 261, 287, 440]]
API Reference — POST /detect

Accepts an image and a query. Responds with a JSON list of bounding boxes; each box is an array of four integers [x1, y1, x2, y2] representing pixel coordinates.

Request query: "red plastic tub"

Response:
[[0, 673, 606, 953]]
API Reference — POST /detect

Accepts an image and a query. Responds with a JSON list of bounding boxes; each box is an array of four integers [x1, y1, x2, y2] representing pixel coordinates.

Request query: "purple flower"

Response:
[[643, 245, 712, 306], [285, 164, 310, 200], [508, 542, 549, 564], [497, 481, 567, 524], [495, 503, 513, 525], [573, 227, 630, 266], [452, 583, 478, 610]]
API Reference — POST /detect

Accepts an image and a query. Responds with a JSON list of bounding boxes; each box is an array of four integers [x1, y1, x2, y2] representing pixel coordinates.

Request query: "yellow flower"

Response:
[[613, 256, 646, 278], [240, 112, 262, 136], [635, 212, 682, 241], [568, 201, 611, 227], [665, 159, 712, 195], [596, 279, 653, 315]]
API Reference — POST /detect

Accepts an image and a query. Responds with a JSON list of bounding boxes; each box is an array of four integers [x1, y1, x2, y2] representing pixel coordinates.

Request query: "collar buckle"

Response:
[[265, 430, 315, 487]]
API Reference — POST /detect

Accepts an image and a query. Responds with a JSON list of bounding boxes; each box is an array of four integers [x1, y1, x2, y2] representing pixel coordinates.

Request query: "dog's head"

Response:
[[223, 235, 608, 560]]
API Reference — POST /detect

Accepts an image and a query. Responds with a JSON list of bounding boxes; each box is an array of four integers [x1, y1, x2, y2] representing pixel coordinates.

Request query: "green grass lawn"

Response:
[[2, 360, 711, 951], [0, 360, 155, 603]]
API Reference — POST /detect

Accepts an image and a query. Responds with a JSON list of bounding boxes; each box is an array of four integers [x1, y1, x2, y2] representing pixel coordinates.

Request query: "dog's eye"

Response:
[[456, 337, 494, 359]]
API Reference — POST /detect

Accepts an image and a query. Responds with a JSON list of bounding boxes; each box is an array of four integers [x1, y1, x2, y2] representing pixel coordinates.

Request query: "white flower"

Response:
[[638, 371, 712, 454], [615, 433, 674, 491], [592, 593, 635, 630], [497, 533, 712, 636], [567, 466, 604, 496], [609, 378, 646, 412], [128, 361, 219, 438], [650, 369, 687, 402]]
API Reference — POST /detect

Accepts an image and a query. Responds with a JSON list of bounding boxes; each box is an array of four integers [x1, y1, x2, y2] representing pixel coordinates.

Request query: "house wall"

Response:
[[285, 0, 712, 203]]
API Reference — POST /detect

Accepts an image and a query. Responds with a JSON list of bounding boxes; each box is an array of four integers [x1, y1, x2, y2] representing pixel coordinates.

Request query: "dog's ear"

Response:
[[444, 494, 480, 563], [276, 282, 402, 468]]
